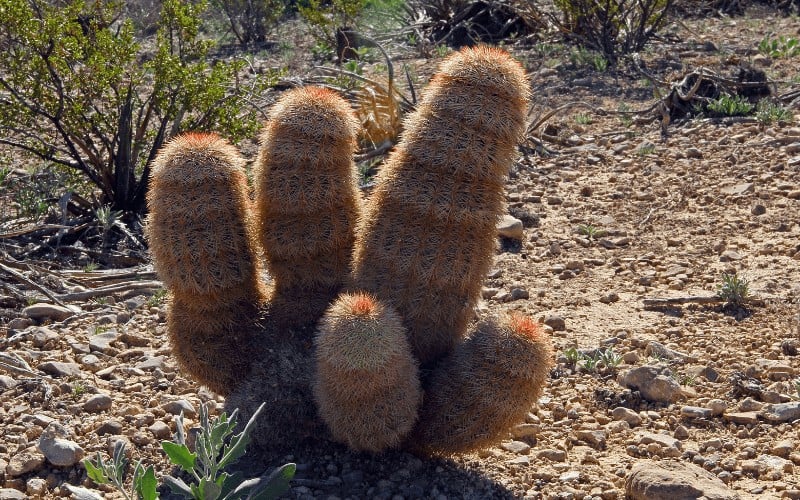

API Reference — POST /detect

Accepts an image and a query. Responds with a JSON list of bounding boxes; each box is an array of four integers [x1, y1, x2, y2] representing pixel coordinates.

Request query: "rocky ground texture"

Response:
[[2, 7, 800, 500]]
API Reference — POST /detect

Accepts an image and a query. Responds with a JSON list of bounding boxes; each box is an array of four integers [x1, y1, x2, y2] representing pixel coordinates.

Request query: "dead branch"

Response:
[[643, 296, 722, 308], [55, 280, 163, 302], [0, 260, 67, 307]]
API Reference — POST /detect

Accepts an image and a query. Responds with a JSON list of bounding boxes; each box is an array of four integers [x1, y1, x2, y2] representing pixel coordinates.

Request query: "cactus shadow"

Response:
[[234, 440, 520, 499]]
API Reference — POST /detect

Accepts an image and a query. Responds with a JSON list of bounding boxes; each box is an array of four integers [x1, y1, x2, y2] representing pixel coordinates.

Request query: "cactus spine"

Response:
[[145, 132, 265, 396], [408, 313, 553, 455], [314, 293, 422, 452], [350, 46, 531, 367], [254, 86, 361, 328]]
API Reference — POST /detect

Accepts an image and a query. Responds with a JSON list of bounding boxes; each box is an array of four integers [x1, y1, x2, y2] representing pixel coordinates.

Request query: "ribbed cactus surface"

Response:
[[408, 313, 553, 455], [255, 86, 361, 328], [350, 46, 531, 367], [314, 293, 421, 452], [146, 132, 264, 395]]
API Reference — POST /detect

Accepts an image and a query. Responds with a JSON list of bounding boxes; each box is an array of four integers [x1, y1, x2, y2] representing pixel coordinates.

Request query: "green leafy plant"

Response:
[[706, 94, 754, 117], [598, 347, 622, 369], [717, 273, 749, 307], [636, 143, 656, 156], [84, 403, 294, 499], [83, 262, 100, 273], [552, 0, 672, 64], [0, 0, 281, 214], [574, 113, 592, 125], [758, 34, 800, 58], [84, 441, 158, 500], [756, 100, 792, 125], [577, 223, 600, 239], [563, 346, 581, 367], [579, 352, 600, 372], [147, 289, 169, 308]]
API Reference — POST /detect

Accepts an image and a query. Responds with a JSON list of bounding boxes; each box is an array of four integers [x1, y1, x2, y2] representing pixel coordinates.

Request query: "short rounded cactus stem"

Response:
[[350, 46, 530, 367], [255, 86, 361, 329], [407, 313, 553, 456], [145, 132, 265, 396], [314, 292, 422, 452]]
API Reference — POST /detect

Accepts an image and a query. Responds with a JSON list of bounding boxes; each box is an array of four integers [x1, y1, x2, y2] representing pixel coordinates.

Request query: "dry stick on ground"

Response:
[[643, 296, 723, 308], [0, 260, 67, 307], [54, 280, 163, 302]]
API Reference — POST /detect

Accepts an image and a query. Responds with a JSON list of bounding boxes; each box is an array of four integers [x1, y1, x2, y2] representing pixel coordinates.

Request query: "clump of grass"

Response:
[[717, 273, 749, 307]]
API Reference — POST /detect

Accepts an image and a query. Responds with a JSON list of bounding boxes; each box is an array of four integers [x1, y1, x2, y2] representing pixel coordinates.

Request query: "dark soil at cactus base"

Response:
[[2, 7, 800, 500]]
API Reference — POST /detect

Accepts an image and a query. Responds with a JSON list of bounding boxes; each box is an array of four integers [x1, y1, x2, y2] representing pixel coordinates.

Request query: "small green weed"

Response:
[[707, 94, 754, 117], [676, 373, 696, 386], [83, 262, 99, 272], [636, 143, 656, 156], [0, 167, 10, 185], [758, 34, 800, 58], [574, 113, 592, 125], [84, 441, 157, 500], [147, 289, 168, 308], [71, 381, 86, 400], [756, 100, 792, 125], [92, 326, 110, 336], [579, 353, 600, 372], [598, 347, 622, 369], [717, 273, 749, 307], [577, 224, 600, 239], [563, 347, 581, 367]]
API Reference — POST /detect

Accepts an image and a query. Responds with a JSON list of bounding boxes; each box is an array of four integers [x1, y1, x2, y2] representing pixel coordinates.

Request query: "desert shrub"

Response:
[[552, 0, 673, 64], [0, 0, 280, 215], [211, 0, 286, 45], [403, 0, 545, 47], [298, 0, 367, 47]]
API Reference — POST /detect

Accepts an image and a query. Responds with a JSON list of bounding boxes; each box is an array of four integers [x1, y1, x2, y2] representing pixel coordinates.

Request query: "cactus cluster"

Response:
[[146, 46, 553, 457]]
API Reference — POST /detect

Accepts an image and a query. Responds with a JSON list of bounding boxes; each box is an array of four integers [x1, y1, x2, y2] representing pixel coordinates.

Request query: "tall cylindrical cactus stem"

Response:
[[407, 313, 553, 456], [350, 46, 530, 367], [145, 132, 266, 396], [255, 86, 361, 329], [314, 292, 422, 452]]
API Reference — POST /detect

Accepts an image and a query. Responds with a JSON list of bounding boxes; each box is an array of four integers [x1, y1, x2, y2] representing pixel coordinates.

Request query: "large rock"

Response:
[[38, 361, 82, 378], [6, 448, 45, 477], [626, 461, 739, 500], [38, 422, 84, 466], [22, 303, 76, 321], [497, 215, 524, 240], [761, 402, 800, 423], [618, 366, 683, 404]]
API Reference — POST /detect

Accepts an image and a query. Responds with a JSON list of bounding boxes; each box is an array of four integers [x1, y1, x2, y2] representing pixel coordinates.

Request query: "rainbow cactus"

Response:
[[147, 46, 552, 457], [254, 86, 361, 328], [146, 133, 265, 396], [314, 292, 421, 452]]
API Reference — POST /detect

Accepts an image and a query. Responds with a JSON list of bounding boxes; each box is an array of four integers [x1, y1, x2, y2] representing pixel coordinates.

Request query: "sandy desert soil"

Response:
[[1, 7, 800, 500]]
